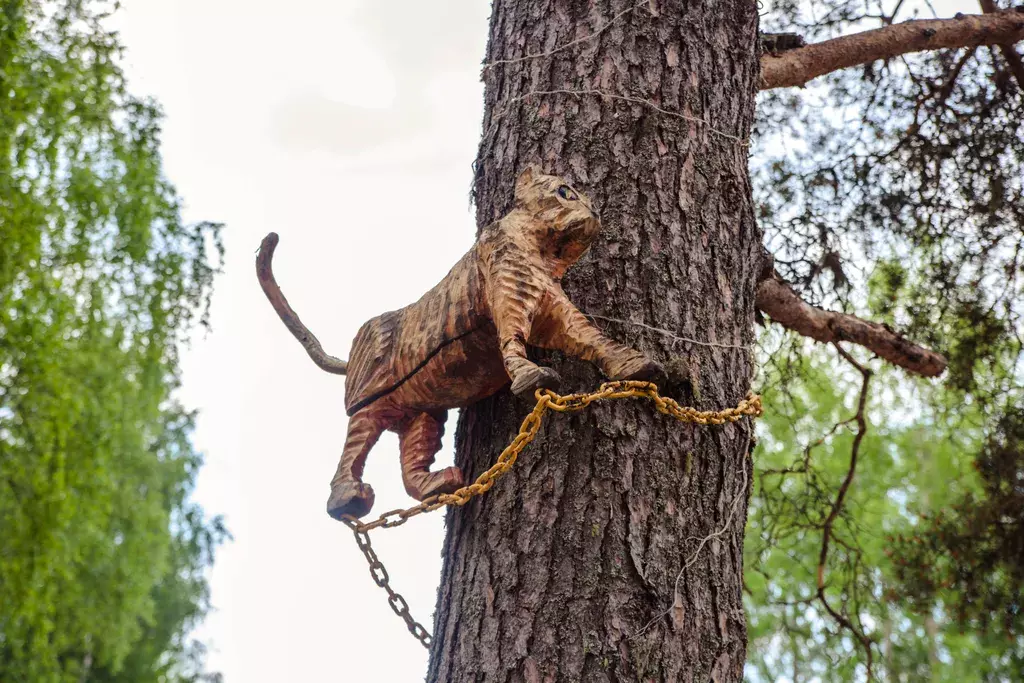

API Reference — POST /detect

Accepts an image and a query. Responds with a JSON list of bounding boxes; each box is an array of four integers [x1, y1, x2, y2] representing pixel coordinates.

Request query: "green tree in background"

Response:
[[747, 0, 1024, 679], [0, 1, 226, 682], [746, 344, 1023, 680]]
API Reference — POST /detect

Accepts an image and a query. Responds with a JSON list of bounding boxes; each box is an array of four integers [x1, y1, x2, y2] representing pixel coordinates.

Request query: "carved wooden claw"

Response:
[[510, 366, 562, 396], [617, 357, 668, 387], [405, 465, 465, 500], [326, 481, 376, 520]]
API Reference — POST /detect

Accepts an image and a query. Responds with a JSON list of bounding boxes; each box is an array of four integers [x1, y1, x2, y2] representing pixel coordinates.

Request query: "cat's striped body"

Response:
[[343, 249, 501, 417]]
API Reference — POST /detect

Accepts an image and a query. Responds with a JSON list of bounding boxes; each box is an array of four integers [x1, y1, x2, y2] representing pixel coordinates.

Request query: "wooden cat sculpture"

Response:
[[257, 165, 665, 520]]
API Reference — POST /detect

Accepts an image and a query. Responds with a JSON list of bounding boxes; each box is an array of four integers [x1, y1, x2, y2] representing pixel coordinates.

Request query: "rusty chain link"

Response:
[[340, 380, 763, 649]]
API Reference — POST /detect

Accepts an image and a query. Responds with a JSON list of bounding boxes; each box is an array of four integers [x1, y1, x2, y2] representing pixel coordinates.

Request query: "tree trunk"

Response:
[[429, 2, 762, 681]]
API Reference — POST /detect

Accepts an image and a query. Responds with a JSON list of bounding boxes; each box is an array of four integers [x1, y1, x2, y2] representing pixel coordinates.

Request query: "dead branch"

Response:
[[760, 8, 1024, 90], [755, 275, 947, 377], [256, 232, 349, 375]]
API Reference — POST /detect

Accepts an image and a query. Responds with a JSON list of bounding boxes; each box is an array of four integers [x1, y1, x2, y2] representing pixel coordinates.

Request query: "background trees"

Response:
[[0, 2, 225, 681], [748, 0, 1024, 679]]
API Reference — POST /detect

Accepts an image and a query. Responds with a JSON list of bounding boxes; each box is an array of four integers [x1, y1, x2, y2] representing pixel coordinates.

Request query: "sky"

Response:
[[112, 1, 491, 680]]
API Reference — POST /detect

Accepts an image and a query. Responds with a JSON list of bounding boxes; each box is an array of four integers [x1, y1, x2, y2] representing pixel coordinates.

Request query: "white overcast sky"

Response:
[[109, 0, 971, 681], [114, 1, 490, 681]]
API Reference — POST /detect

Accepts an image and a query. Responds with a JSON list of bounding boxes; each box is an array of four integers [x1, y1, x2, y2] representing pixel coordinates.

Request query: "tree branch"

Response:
[[934, 45, 978, 106], [760, 8, 1024, 90], [755, 276, 947, 377], [980, 0, 1024, 90], [816, 344, 874, 680]]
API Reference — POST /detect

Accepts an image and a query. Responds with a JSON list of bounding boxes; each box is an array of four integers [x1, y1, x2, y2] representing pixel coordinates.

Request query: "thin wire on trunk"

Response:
[[587, 313, 753, 350], [629, 439, 753, 640], [481, 0, 654, 72]]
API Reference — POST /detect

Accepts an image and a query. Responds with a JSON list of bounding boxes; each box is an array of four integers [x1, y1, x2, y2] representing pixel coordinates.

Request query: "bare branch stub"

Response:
[[760, 8, 1024, 90], [755, 274, 948, 377], [760, 32, 807, 56]]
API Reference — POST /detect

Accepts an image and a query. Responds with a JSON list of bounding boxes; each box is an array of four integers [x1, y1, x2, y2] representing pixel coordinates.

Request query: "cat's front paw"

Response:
[[612, 356, 668, 388], [510, 366, 562, 396]]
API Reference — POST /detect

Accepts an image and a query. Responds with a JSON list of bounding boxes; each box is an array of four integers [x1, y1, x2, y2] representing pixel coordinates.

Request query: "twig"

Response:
[[481, 0, 653, 72], [760, 418, 849, 477], [816, 343, 874, 680], [934, 45, 978, 107], [630, 445, 751, 640]]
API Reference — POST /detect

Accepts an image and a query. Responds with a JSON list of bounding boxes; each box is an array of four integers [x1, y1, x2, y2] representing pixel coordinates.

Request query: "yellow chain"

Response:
[[340, 380, 763, 648]]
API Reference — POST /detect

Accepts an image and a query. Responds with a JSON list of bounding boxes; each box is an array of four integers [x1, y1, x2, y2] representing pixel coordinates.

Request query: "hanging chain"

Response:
[[345, 524, 434, 648], [340, 380, 763, 649]]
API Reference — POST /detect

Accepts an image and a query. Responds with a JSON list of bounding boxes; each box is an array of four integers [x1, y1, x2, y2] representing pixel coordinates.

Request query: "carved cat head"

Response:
[[513, 165, 600, 257]]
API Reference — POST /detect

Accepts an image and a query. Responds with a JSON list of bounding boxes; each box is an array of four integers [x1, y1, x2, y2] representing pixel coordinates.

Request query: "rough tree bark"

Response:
[[428, 1, 762, 681]]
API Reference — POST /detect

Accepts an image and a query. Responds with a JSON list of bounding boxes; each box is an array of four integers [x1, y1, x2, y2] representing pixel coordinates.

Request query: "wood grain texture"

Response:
[[430, 1, 762, 681], [257, 168, 663, 520], [256, 233, 348, 375]]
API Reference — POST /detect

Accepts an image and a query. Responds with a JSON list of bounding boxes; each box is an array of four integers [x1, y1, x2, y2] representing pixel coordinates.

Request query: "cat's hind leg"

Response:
[[397, 410, 464, 501], [326, 408, 387, 520]]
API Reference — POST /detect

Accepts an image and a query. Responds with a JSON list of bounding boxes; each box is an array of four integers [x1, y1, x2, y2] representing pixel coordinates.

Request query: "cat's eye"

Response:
[[557, 185, 578, 201]]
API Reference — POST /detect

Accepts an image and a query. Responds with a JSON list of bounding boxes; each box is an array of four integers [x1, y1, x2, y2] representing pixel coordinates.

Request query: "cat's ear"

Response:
[[514, 163, 544, 202]]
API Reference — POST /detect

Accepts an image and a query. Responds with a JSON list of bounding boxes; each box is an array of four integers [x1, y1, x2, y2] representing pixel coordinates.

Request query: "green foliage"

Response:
[[748, 0, 1024, 679], [0, 1, 226, 681], [746, 339, 1023, 681], [756, 0, 1024, 400], [894, 407, 1024, 639]]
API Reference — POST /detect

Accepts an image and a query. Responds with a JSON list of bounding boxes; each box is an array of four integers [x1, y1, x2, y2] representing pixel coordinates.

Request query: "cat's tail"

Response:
[[256, 233, 348, 375]]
